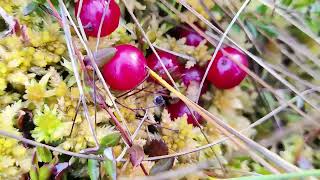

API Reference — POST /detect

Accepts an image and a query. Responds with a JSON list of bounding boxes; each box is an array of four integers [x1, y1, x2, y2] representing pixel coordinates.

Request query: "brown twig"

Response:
[[0, 130, 104, 160]]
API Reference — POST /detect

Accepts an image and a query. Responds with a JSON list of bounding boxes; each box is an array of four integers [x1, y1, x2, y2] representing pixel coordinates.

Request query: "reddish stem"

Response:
[[46, 0, 62, 25], [140, 164, 149, 175], [46, 0, 148, 174]]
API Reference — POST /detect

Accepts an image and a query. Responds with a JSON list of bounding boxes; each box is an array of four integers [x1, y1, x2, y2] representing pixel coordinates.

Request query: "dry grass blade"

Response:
[[267, 63, 317, 89], [149, 69, 300, 172], [168, 0, 320, 113], [58, 0, 99, 147], [58, 1, 132, 139], [0, 130, 104, 160], [120, 160, 215, 180], [152, 44, 196, 61], [279, 47, 320, 81], [120, 0, 179, 90], [144, 87, 318, 161], [186, 0, 251, 104], [174, 0, 320, 115], [277, 30, 320, 69], [116, 111, 148, 161], [157, 0, 309, 172], [122, 1, 219, 165], [0, 7, 15, 38], [258, 0, 320, 45]]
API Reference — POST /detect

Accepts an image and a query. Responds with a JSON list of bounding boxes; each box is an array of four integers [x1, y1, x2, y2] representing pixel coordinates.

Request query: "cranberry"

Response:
[[167, 100, 202, 126], [207, 47, 248, 89], [102, 44, 147, 91], [182, 65, 208, 94], [179, 26, 204, 47], [147, 51, 182, 82], [75, 0, 120, 37]]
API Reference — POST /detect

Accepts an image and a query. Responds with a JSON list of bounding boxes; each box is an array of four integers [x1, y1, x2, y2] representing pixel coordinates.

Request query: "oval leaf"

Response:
[[30, 166, 38, 180], [144, 139, 168, 157], [39, 165, 52, 180], [103, 159, 116, 180], [36, 147, 52, 163], [128, 145, 144, 167], [100, 133, 121, 148], [88, 159, 100, 180]]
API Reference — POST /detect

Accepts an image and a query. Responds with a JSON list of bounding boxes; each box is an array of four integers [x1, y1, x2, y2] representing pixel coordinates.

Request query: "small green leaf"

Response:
[[30, 166, 39, 180], [245, 21, 258, 38], [23, 2, 39, 16], [100, 133, 121, 148], [293, 0, 316, 9], [88, 159, 100, 180], [281, 0, 293, 6], [37, 147, 52, 163], [256, 5, 268, 15], [33, 0, 46, 4], [38, 165, 51, 180], [103, 159, 116, 180], [256, 23, 278, 37]]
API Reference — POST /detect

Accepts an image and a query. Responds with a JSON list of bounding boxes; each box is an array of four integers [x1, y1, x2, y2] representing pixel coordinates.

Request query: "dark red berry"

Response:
[[179, 26, 204, 47], [147, 51, 182, 82], [167, 100, 202, 126], [75, 0, 120, 37], [207, 47, 248, 89], [182, 65, 208, 94], [102, 44, 147, 91]]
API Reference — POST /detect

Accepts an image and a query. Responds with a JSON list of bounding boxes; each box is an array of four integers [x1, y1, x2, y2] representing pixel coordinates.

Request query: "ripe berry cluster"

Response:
[[77, 0, 249, 126]]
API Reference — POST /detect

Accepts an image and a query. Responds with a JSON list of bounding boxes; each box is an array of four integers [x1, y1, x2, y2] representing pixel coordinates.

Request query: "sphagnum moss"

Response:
[[0, 0, 320, 179]]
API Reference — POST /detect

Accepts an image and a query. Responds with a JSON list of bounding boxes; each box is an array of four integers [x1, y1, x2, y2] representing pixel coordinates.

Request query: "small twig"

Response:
[[152, 44, 196, 61], [143, 88, 318, 161], [0, 130, 104, 160], [258, 0, 320, 45], [120, 160, 215, 180], [69, 98, 82, 136], [0, 7, 15, 38], [59, 1, 99, 147], [116, 111, 148, 161], [58, 0, 132, 139], [149, 69, 300, 172], [95, 0, 110, 52], [169, 0, 320, 114], [120, 0, 179, 90]]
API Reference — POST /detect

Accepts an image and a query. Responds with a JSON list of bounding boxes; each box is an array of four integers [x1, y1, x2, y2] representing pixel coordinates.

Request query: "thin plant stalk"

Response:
[[149, 69, 300, 172]]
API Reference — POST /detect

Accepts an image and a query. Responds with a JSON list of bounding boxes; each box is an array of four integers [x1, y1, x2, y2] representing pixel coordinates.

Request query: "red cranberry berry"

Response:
[[102, 44, 147, 91], [167, 100, 202, 126], [179, 26, 205, 47], [207, 47, 248, 89], [147, 51, 182, 82], [182, 65, 208, 94], [75, 0, 120, 37]]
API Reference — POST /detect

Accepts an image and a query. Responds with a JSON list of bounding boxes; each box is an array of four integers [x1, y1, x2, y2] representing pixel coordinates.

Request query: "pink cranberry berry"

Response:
[[182, 65, 208, 94], [179, 26, 205, 47], [102, 44, 147, 91], [167, 100, 202, 126], [147, 51, 182, 82], [207, 47, 248, 89], [75, 0, 120, 37]]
